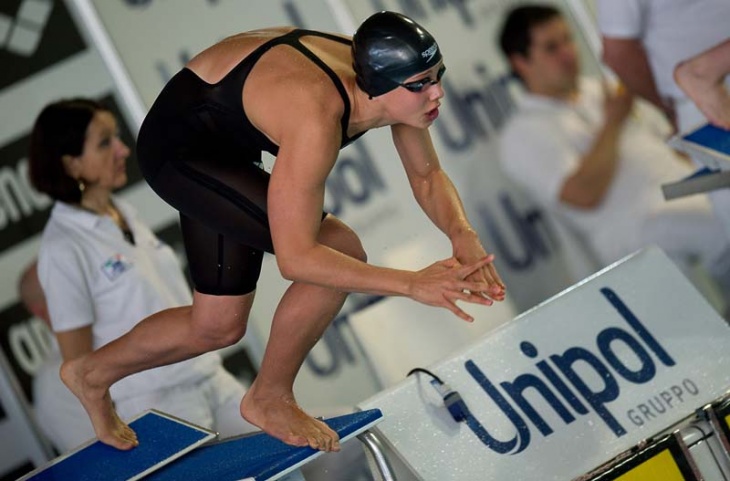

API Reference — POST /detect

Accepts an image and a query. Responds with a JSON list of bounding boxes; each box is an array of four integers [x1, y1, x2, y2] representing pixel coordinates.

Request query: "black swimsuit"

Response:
[[137, 29, 365, 295]]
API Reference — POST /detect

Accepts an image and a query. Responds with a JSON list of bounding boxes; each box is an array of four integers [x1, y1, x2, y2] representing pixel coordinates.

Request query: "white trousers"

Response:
[[33, 353, 94, 452], [115, 368, 256, 439]]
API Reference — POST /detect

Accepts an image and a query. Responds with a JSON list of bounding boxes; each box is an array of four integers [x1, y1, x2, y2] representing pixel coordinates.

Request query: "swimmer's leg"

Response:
[[241, 215, 366, 452], [62, 294, 255, 450]]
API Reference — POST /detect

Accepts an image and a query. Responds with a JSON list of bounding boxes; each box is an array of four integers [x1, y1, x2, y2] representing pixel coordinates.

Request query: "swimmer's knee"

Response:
[[191, 319, 247, 350], [189, 297, 251, 350]]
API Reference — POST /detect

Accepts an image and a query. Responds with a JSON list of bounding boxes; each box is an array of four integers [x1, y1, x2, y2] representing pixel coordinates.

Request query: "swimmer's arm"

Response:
[[55, 325, 93, 362], [269, 122, 416, 296], [270, 128, 494, 320], [264, 79, 494, 315], [391, 124, 476, 245], [392, 124, 505, 296]]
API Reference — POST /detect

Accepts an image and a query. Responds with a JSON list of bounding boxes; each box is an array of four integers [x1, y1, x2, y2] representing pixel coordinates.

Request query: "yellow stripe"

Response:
[[614, 449, 687, 481]]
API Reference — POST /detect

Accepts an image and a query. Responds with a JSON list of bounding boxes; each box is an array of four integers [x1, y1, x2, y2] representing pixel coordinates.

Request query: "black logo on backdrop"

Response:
[[0, 302, 49, 404], [0, 94, 142, 255], [0, 0, 86, 90]]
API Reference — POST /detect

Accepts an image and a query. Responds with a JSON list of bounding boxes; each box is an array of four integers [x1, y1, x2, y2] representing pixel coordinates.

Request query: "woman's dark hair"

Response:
[[28, 98, 109, 203], [499, 5, 561, 69]]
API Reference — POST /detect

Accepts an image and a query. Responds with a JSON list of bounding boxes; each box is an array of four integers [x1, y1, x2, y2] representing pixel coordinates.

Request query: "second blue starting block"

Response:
[[20, 408, 384, 481]]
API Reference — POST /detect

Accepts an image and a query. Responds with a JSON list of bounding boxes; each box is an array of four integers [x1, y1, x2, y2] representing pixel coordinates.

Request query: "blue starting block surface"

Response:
[[147, 409, 383, 481], [20, 410, 216, 481]]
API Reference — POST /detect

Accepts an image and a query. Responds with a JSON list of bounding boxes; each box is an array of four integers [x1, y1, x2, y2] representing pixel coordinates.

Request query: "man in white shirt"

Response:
[[598, 0, 730, 133], [497, 5, 730, 298], [597, 0, 730, 237]]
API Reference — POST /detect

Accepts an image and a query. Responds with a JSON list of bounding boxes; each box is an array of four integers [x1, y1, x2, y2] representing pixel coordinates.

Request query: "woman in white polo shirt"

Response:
[[28, 98, 256, 451]]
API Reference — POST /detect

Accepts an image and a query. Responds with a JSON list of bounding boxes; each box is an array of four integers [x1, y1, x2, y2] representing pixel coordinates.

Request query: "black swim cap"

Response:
[[353, 11, 442, 97]]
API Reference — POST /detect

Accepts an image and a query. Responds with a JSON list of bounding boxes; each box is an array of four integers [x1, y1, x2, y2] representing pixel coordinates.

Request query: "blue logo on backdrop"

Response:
[[463, 287, 677, 455], [306, 295, 385, 377], [434, 70, 515, 152], [477, 193, 558, 271]]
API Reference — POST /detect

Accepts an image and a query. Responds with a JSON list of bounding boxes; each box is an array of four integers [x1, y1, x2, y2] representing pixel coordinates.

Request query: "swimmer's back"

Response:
[[184, 27, 358, 146], [186, 27, 353, 88]]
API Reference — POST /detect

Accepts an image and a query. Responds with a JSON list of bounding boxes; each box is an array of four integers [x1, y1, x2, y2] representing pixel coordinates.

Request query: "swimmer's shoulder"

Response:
[[185, 27, 297, 83]]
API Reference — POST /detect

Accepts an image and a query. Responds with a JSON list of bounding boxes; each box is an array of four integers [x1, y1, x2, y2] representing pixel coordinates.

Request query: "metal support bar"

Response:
[[357, 430, 397, 481]]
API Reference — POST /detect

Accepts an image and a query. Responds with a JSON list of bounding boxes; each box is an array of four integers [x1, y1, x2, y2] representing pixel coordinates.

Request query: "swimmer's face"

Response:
[[385, 61, 445, 127], [64, 111, 130, 193]]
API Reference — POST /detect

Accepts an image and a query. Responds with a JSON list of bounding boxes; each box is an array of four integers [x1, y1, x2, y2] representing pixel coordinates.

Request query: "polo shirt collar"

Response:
[[51, 197, 136, 231], [517, 77, 590, 112], [519, 91, 566, 111]]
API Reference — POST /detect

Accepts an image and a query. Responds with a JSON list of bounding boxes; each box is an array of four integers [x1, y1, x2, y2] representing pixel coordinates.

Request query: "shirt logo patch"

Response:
[[101, 254, 133, 281]]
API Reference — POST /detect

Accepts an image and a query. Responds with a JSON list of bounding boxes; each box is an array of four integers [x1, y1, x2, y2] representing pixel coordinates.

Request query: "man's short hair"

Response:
[[499, 4, 562, 60]]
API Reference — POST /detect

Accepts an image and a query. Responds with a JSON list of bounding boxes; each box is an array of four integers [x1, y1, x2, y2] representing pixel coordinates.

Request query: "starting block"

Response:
[[20, 409, 385, 481], [19, 410, 216, 481], [148, 409, 384, 481]]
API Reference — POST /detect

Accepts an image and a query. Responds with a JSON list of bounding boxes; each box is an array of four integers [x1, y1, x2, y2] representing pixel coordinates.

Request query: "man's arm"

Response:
[[560, 84, 633, 208], [601, 37, 676, 129]]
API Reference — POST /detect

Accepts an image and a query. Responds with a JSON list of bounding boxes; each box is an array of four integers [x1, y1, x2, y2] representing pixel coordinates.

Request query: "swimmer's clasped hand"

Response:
[[409, 255, 498, 322]]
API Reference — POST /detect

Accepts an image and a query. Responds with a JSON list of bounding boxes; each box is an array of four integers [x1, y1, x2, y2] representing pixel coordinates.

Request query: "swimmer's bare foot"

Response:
[[675, 59, 730, 130], [240, 383, 340, 452], [61, 357, 138, 450]]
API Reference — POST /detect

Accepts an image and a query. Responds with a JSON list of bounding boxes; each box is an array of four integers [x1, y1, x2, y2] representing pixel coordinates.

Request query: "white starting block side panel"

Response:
[[359, 247, 730, 481]]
